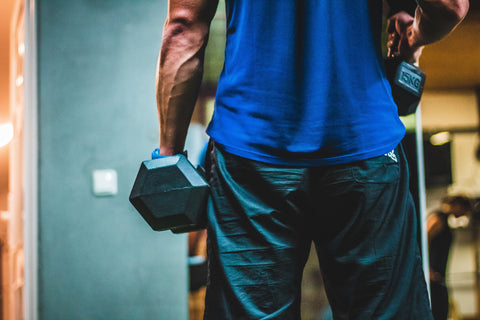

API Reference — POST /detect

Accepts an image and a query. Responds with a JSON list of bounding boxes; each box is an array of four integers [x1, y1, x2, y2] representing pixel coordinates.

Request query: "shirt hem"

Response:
[[209, 138, 404, 167]]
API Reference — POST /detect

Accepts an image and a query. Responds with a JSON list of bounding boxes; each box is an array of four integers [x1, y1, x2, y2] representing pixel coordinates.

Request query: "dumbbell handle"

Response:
[[152, 148, 188, 160]]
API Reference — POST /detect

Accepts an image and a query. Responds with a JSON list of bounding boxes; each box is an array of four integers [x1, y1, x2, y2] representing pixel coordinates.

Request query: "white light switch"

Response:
[[92, 169, 118, 196]]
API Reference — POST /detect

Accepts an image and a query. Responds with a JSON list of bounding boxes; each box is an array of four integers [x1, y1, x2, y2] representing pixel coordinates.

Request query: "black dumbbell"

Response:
[[384, 57, 426, 116], [129, 154, 209, 233]]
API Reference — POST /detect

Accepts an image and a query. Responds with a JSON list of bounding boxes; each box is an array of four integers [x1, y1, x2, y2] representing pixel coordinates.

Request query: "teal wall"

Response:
[[37, 1, 188, 319]]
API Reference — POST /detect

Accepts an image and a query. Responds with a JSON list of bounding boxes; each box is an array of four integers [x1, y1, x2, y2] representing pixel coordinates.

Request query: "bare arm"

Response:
[[412, 0, 469, 46], [386, 0, 469, 61], [156, 0, 219, 156]]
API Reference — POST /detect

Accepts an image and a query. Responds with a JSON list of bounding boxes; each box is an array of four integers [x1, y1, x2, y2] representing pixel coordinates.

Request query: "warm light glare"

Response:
[[15, 76, 23, 87], [18, 43, 25, 56], [430, 131, 451, 146], [448, 215, 470, 229], [0, 123, 14, 148]]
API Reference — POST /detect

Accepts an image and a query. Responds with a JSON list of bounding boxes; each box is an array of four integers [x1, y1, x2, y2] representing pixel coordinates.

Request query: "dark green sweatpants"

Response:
[[204, 142, 433, 320]]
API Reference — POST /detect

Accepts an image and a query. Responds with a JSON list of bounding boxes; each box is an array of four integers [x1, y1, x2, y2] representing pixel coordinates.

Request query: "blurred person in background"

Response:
[[428, 195, 473, 320]]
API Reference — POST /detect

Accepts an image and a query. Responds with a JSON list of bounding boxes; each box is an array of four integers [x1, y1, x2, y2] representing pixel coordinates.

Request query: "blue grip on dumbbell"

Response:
[[151, 148, 165, 160], [151, 148, 188, 160]]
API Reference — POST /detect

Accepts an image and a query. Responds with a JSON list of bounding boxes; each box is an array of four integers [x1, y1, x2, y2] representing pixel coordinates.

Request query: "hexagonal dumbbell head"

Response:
[[129, 154, 209, 232]]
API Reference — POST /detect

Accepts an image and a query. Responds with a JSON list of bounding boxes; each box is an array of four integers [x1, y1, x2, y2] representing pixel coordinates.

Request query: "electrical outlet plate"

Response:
[[92, 169, 118, 196]]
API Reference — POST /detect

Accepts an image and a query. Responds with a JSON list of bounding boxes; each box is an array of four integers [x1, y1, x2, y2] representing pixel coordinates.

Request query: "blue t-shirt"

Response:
[[206, 0, 406, 166]]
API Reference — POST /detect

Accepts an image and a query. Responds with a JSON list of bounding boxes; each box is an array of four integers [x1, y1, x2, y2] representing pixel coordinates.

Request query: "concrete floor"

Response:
[[301, 245, 330, 320]]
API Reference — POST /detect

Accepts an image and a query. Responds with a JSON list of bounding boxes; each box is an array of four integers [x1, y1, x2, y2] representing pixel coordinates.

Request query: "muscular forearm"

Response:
[[411, 0, 469, 46], [387, 0, 469, 61], [156, 0, 219, 156], [156, 19, 209, 156]]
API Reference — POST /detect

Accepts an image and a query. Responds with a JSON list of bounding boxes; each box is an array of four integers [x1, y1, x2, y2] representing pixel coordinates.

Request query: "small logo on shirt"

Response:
[[384, 150, 398, 163]]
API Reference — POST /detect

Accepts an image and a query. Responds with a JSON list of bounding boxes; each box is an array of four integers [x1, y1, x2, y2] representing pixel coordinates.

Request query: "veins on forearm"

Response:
[[156, 21, 209, 153]]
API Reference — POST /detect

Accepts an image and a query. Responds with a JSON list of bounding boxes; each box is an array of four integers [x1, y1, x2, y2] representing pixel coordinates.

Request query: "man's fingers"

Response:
[[386, 11, 415, 58], [387, 11, 414, 33], [394, 14, 412, 33], [385, 11, 417, 60], [386, 17, 396, 34]]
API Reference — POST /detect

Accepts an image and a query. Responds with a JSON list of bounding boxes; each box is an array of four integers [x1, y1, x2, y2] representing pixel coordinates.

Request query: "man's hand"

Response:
[[386, 11, 424, 63], [386, 0, 469, 64]]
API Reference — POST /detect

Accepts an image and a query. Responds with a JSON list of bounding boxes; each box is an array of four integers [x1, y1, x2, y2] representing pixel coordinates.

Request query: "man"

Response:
[[427, 195, 472, 320], [155, 0, 469, 318]]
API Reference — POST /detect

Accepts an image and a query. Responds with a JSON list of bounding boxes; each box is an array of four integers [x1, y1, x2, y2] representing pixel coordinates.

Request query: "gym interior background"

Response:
[[0, 0, 478, 319]]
